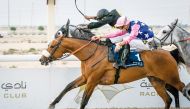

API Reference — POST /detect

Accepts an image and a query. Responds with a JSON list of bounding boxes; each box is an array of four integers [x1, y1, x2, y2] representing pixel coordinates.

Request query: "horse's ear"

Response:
[[65, 19, 70, 37], [171, 18, 178, 26], [66, 19, 70, 27]]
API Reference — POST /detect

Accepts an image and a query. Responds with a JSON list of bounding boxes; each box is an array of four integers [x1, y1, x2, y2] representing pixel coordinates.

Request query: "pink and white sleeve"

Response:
[[123, 24, 140, 44], [105, 29, 127, 38]]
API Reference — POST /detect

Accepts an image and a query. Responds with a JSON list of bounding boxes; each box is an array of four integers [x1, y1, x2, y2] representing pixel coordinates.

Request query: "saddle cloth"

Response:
[[109, 45, 144, 68]]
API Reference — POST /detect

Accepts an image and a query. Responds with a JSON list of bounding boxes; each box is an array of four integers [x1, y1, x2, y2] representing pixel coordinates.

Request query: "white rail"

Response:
[[0, 55, 78, 62]]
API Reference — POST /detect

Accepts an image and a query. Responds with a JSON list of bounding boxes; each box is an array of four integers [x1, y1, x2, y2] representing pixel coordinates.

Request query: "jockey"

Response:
[[79, 9, 120, 29], [91, 16, 154, 67]]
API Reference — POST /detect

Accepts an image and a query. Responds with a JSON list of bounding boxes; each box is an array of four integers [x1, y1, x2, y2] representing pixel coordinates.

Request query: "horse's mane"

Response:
[[175, 24, 190, 65], [68, 25, 107, 45], [176, 25, 190, 36], [69, 25, 95, 40]]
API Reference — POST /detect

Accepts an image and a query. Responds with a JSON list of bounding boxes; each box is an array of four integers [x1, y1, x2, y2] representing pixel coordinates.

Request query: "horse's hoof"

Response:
[[48, 104, 55, 109]]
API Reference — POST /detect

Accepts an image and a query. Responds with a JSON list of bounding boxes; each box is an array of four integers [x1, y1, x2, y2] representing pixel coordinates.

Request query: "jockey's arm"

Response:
[[105, 29, 127, 38], [87, 16, 113, 29], [84, 15, 96, 21], [122, 24, 140, 45]]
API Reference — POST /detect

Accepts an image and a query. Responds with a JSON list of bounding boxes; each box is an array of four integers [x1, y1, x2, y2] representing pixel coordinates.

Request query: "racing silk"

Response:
[[88, 9, 120, 29], [105, 20, 154, 44]]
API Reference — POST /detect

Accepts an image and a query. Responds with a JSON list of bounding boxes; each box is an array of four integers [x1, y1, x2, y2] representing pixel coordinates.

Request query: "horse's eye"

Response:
[[163, 30, 167, 34]]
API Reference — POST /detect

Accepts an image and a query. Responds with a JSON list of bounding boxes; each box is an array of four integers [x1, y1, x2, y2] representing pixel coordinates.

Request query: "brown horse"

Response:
[[39, 20, 189, 109]]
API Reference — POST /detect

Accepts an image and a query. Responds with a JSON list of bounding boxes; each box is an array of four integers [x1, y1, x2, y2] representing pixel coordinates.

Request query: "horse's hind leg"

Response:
[[49, 76, 86, 109], [148, 76, 172, 109], [166, 84, 180, 109]]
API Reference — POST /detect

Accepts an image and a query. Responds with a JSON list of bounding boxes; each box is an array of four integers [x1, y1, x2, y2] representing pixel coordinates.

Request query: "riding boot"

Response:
[[106, 38, 115, 62], [120, 44, 130, 67], [106, 38, 112, 47]]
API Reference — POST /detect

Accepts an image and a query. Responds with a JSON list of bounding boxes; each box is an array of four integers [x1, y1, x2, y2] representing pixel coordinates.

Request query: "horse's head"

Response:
[[157, 19, 190, 74], [156, 19, 179, 45], [39, 20, 70, 65]]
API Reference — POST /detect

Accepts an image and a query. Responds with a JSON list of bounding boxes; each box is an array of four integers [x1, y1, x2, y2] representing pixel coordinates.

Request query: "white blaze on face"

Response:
[[41, 50, 50, 58]]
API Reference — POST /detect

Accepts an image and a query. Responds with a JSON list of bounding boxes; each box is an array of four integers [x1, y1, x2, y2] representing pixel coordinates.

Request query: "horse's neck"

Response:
[[175, 26, 190, 41], [63, 38, 98, 61], [175, 27, 190, 65]]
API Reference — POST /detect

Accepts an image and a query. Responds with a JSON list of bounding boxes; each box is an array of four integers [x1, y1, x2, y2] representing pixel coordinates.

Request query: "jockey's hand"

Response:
[[115, 41, 125, 52], [84, 15, 91, 21], [91, 36, 101, 41], [115, 44, 122, 52], [84, 15, 96, 21]]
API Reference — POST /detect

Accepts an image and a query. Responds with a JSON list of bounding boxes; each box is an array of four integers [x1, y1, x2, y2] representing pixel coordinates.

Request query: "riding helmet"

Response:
[[96, 9, 109, 20]]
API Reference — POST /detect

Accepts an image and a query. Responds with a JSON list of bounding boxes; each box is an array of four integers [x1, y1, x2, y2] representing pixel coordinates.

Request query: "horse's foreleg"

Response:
[[165, 84, 180, 109], [148, 76, 172, 109], [80, 81, 97, 109], [49, 76, 86, 109]]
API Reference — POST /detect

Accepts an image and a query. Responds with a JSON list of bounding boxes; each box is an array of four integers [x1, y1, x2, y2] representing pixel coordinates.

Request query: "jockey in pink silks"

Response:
[[91, 16, 154, 68]]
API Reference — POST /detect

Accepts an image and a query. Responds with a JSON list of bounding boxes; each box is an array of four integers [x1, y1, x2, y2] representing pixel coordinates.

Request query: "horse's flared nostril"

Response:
[[45, 62, 49, 66]]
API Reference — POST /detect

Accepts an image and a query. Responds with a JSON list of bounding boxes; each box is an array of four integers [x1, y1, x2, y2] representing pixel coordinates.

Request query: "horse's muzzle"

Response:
[[39, 56, 50, 66]]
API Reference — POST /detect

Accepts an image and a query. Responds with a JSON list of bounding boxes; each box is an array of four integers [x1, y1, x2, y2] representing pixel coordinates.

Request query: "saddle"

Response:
[[107, 41, 144, 68]]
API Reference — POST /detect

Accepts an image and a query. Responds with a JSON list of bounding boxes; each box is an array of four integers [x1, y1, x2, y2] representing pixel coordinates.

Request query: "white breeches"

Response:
[[129, 39, 151, 51], [110, 34, 153, 51]]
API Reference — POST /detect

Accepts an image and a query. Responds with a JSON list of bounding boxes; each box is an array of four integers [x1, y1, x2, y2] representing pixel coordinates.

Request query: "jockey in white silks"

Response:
[[91, 16, 154, 67]]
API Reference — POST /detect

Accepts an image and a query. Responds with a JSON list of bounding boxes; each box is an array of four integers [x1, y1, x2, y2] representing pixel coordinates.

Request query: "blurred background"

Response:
[[0, 1, 190, 109], [0, 0, 190, 60]]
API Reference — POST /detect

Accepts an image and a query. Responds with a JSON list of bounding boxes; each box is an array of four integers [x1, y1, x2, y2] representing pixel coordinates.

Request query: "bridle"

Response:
[[47, 37, 63, 62], [153, 20, 190, 48], [48, 37, 94, 61], [46, 21, 97, 62], [154, 20, 178, 47]]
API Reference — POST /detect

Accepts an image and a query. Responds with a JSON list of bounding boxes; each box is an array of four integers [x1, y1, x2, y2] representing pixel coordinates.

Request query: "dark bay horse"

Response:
[[39, 20, 189, 109]]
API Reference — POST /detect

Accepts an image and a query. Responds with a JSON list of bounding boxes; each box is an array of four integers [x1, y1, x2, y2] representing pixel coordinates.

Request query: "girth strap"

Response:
[[114, 68, 121, 84]]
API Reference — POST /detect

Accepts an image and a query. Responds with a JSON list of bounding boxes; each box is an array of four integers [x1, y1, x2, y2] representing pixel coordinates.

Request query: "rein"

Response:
[[57, 39, 96, 61], [178, 37, 190, 42]]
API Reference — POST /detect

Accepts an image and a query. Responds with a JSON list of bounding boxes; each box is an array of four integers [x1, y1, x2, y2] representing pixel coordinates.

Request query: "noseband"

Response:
[[48, 38, 63, 62]]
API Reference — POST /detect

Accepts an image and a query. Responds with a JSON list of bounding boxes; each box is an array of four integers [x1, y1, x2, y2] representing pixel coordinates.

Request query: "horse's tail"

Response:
[[170, 48, 190, 101], [170, 49, 190, 101], [170, 48, 185, 65]]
